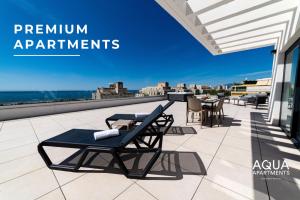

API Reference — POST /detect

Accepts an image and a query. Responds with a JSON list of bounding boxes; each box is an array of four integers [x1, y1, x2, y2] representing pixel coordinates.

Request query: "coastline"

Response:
[[0, 90, 139, 106]]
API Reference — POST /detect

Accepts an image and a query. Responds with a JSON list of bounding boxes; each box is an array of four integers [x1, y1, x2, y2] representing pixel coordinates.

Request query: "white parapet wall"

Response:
[[0, 96, 167, 121]]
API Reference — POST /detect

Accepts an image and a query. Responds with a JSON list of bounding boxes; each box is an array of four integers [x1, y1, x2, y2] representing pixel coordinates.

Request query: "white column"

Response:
[[268, 51, 285, 125]]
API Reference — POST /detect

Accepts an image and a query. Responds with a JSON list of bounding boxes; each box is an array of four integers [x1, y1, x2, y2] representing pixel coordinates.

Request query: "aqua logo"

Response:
[[252, 160, 290, 176]]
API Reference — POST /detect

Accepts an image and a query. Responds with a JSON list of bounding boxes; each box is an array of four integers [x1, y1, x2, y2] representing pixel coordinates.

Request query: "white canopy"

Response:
[[156, 0, 300, 55]]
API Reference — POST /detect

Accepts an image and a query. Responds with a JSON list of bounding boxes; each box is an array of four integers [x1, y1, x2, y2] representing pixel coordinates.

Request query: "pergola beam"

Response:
[[155, 0, 299, 54]]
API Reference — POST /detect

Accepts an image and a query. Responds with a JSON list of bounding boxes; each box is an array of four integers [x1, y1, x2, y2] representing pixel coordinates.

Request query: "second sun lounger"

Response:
[[105, 100, 174, 134]]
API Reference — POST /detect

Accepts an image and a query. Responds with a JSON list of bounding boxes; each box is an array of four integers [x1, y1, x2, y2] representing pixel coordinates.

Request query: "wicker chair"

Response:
[[203, 98, 225, 126], [187, 97, 207, 128], [213, 98, 225, 126]]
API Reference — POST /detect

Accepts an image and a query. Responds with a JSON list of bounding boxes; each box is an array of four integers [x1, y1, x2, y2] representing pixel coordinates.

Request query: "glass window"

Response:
[[236, 86, 246, 92], [280, 45, 299, 135]]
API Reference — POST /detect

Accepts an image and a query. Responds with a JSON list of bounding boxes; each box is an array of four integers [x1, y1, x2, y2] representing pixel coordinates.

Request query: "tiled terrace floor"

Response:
[[0, 101, 299, 200]]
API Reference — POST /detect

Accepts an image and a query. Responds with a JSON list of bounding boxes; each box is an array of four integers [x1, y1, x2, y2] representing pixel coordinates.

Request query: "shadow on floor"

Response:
[[165, 126, 197, 135], [250, 111, 300, 199], [192, 115, 242, 128], [186, 104, 244, 127], [57, 150, 206, 180]]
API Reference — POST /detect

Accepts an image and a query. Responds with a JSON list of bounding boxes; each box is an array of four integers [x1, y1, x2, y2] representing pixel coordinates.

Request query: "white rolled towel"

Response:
[[135, 113, 149, 118], [94, 129, 119, 141]]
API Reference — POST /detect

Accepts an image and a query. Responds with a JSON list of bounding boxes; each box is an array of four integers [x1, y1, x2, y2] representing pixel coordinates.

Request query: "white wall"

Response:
[[268, 16, 300, 126], [0, 96, 167, 121], [268, 52, 285, 125]]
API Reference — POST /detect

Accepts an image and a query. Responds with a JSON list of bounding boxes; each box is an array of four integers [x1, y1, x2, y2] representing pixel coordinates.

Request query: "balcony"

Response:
[[0, 101, 299, 200]]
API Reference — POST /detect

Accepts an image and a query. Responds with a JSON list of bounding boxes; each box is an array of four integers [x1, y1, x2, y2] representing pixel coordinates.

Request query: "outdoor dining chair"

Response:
[[187, 97, 207, 128], [203, 98, 225, 126]]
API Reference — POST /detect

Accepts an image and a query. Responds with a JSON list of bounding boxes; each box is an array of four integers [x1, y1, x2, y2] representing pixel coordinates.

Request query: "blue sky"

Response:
[[0, 0, 274, 90]]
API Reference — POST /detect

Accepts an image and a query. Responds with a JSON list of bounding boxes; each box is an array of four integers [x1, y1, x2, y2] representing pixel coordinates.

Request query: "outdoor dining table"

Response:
[[202, 99, 220, 127]]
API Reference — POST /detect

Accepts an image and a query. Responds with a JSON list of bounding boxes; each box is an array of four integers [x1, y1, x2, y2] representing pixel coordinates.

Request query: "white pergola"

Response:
[[155, 0, 300, 55]]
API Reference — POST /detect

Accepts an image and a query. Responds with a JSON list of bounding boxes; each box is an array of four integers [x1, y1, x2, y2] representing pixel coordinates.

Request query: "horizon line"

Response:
[[0, 89, 140, 92], [13, 54, 81, 57]]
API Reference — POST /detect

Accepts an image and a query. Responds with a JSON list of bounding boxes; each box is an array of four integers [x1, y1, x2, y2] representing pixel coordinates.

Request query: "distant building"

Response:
[[201, 85, 211, 93], [177, 83, 186, 88], [256, 78, 272, 86], [139, 82, 171, 96], [92, 82, 134, 99], [224, 83, 234, 91], [188, 84, 196, 89], [196, 85, 204, 93], [188, 84, 200, 95], [231, 78, 272, 96], [215, 85, 226, 90], [172, 83, 192, 93]]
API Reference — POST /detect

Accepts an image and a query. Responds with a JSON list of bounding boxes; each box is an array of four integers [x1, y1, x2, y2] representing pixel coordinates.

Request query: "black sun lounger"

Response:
[[38, 105, 168, 179], [105, 100, 174, 134]]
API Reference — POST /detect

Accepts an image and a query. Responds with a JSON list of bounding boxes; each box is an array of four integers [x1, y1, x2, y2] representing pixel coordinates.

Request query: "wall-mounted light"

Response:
[[271, 49, 277, 54]]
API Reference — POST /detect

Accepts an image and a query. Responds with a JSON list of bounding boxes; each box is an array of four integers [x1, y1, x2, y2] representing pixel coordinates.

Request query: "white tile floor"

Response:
[[0, 101, 299, 200]]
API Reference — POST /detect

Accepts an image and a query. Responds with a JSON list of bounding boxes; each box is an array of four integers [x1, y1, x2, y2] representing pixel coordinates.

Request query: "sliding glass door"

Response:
[[280, 40, 300, 143], [292, 46, 300, 143]]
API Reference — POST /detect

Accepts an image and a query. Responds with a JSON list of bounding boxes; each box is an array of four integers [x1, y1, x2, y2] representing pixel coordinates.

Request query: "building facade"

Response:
[[92, 82, 134, 99], [231, 78, 272, 96], [139, 82, 171, 96]]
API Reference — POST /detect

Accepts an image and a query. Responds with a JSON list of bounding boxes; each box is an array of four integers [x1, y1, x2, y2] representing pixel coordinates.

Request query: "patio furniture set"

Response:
[[37, 94, 267, 179], [38, 101, 175, 179], [229, 94, 268, 108], [186, 96, 225, 128]]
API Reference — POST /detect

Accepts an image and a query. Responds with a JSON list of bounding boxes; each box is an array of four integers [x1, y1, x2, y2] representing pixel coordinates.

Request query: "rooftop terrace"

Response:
[[0, 101, 299, 200]]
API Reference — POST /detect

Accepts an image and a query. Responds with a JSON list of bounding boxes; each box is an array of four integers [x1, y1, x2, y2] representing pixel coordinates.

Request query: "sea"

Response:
[[0, 90, 139, 106]]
